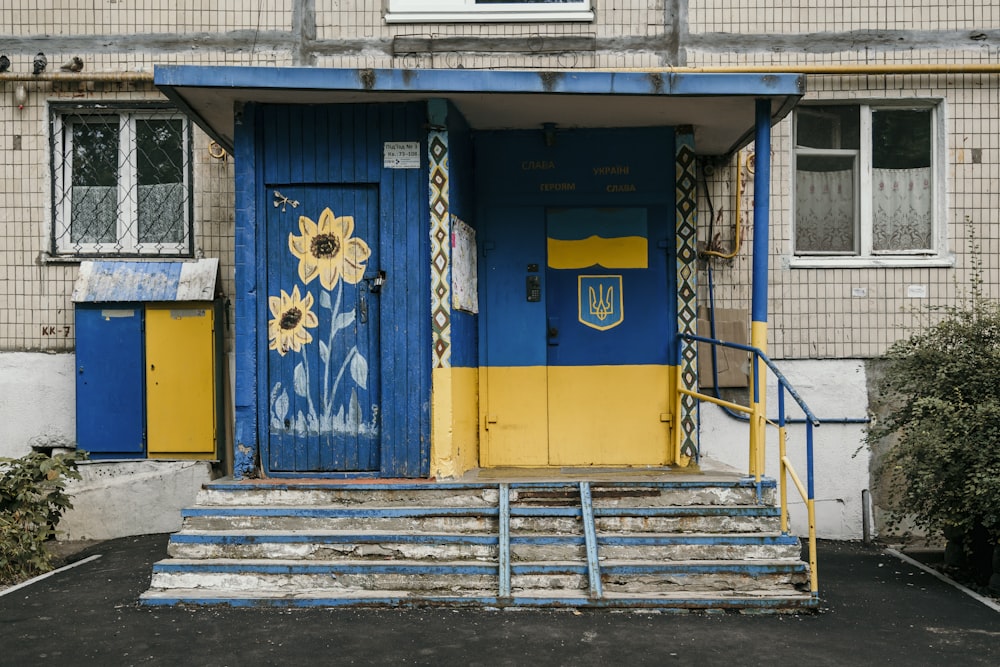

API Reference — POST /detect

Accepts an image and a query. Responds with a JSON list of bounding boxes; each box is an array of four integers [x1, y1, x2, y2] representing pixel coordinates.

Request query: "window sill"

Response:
[[786, 254, 955, 269], [40, 252, 196, 265], [384, 9, 595, 23]]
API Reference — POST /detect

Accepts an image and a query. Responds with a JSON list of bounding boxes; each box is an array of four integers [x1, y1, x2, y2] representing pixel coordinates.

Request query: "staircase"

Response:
[[139, 478, 817, 611]]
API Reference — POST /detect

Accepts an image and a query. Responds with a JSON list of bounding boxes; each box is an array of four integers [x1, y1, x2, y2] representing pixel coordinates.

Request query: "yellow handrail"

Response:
[[782, 455, 819, 596]]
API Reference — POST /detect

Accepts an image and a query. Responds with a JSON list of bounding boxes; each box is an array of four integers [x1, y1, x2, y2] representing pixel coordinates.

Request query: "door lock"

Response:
[[364, 270, 386, 294]]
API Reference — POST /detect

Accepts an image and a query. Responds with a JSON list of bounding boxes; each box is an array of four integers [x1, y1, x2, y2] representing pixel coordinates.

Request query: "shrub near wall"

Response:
[[0, 451, 86, 585], [868, 250, 1000, 587]]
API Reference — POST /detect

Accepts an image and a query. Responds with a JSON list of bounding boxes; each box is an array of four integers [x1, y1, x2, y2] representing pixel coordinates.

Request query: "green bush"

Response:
[[868, 247, 1000, 553], [0, 450, 87, 585]]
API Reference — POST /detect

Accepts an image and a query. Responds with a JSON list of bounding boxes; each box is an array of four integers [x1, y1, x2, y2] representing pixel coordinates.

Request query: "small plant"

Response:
[[868, 231, 1000, 580], [0, 450, 87, 585]]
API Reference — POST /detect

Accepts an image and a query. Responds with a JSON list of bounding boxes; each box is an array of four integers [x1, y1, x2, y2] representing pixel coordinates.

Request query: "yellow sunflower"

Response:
[[288, 207, 371, 290], [268, 285, 318, 356]]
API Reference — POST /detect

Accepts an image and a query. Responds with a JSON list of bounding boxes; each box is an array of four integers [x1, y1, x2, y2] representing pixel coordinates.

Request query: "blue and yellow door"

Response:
[[478, 129, 678, 467]]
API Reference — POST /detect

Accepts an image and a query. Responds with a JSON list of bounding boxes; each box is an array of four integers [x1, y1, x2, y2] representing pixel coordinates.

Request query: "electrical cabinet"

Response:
[[74, 301, 221, 460], [75, 304, 146, 458]]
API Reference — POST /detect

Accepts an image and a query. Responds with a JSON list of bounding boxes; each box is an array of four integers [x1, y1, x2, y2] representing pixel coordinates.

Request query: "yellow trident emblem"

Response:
[[588, 284, 615, 322], [578, 275, 623, 331]]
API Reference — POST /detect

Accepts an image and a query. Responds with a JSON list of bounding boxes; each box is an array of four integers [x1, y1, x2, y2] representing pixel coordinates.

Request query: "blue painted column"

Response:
[[232, 103, 260, 480], [749, 98, 771, 479]]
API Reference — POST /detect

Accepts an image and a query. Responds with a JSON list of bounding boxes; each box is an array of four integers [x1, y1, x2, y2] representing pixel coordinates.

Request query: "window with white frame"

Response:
[[793, 103, 943, 262], [51, 104, 192, 257], [384, 0, 593, 23]]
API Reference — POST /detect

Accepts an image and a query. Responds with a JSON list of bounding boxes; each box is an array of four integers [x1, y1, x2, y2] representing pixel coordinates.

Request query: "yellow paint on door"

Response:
[[547, 364, 672, 466], [145, 305, 216, 457], [480, 366, 548, 467], [481, 364, 674, 467]]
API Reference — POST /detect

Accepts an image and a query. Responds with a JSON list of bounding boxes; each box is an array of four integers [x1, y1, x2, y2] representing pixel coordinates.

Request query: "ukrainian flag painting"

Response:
[[547, 208, 648, 270]]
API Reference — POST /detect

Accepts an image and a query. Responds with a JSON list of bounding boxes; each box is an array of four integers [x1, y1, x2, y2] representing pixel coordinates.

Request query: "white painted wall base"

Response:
[[0, 352, 76, 458], [699, 359, 871, 541], [59, 460, 214, 541]]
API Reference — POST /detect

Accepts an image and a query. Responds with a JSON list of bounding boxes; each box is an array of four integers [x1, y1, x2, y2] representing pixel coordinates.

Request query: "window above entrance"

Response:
[[384, 0, 594, 24]]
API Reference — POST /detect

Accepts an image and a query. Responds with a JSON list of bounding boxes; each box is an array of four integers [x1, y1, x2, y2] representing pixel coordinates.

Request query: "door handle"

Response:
[[547, 317, 560, 346]]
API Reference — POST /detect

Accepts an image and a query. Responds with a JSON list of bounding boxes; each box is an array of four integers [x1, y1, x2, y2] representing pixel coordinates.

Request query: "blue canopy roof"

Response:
[[154, 66, 804, 157]]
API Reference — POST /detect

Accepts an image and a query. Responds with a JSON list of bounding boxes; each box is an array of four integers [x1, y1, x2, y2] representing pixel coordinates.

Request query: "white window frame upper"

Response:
[[790, 100, 951, 269], [51, 104, 192, 258], [384, 0, 594, 24]]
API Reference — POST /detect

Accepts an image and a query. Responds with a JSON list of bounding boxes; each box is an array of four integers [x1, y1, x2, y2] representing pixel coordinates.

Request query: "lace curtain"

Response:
[[872, 167, 932, 251], [795, 167, 931, 253], [795, 169, 854, 252], [138, 182, 185, 244]]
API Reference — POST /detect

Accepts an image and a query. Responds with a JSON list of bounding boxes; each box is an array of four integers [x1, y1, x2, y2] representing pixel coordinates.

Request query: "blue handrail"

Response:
[[678, 331, 821, 596], [681, 332, 820, 427]]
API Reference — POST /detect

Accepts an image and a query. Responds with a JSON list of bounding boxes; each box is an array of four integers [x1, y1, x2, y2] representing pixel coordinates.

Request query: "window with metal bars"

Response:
[[50, 104, 192, 257]]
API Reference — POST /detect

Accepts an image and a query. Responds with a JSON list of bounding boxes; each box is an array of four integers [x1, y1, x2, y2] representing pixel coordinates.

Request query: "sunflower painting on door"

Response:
[[267, 206, 378, 439]]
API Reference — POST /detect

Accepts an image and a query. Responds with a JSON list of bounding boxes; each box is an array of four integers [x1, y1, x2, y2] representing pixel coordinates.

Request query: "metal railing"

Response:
[[679, 332, 820, 597]]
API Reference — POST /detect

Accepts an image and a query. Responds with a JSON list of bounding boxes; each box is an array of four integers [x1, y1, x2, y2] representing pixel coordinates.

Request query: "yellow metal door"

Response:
[[145, 304, 216, 458]]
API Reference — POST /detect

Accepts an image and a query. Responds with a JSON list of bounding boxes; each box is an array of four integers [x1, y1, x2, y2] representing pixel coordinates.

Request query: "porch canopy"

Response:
[[153, 66, 804, 157]]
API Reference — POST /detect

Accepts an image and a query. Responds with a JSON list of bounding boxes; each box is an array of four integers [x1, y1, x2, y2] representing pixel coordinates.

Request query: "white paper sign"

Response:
[[451, 216, 479, 314], [383, 141, 420, 169]]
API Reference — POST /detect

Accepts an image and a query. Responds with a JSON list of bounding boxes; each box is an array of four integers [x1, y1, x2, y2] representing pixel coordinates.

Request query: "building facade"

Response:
[[2, 1, 998, 541]]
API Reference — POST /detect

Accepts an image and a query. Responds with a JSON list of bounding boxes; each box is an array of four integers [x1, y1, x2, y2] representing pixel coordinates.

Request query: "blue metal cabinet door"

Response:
[[75, 304, 145, 458]]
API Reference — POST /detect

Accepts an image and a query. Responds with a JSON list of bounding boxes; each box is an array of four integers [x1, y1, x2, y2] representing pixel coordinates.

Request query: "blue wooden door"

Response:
[[265, 185, 381, 472]]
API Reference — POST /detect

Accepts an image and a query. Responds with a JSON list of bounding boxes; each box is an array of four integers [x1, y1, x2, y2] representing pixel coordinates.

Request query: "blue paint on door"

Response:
[[546, 207, 674, 367], [75, 304, 145, 458], [477, 128, 679, 368], [266, 185, 381, 473]]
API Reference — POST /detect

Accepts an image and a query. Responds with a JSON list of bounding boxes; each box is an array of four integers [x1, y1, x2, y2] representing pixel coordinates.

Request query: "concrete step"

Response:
[[180, 506, 498, 533], [514, 481, 774, 508], [196, 480, 773, 509], [179, 504, 780, 535], [165, 530, 798, 562], [167, 530, 499, 561], [149, 558, 498, 593], [508, 559, 808, 593], [596, 533, 802, 560], [197, 482, 498, 508], [139, 587, 819, 611]]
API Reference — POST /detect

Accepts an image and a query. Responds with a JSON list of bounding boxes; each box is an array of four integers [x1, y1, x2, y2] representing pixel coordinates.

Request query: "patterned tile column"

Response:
[[429, 130, 451, 369], [675, 130, 699, 463]]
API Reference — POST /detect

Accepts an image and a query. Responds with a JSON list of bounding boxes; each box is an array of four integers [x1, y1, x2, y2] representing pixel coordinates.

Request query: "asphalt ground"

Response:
[[1, 535, 998, 666]]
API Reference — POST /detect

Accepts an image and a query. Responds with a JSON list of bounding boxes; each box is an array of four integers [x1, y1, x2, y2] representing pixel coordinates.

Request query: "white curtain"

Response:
[[872, 167, 932, 251], [70, 185, 117, 244], [795, 169, 854, 252], [137, 182, 185, 244], [796, 167, 932, 253]]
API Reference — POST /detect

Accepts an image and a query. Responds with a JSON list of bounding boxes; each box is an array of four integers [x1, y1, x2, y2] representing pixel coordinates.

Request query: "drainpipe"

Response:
[[748, 98, 771, 482]]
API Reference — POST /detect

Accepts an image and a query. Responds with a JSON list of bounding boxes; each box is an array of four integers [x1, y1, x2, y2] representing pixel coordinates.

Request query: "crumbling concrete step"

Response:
[[180, 506, 497, 533], [598, 559, 809, 593], [167, 530, 499, 561], [148, 558, 498, 593], [198, 483, 498, 508], [507, 559, 808, 593], [139, 588, 819, 611], [585, 481, 774, 507], [506, 506, 780, 535], [596, 533, 803, 560]]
